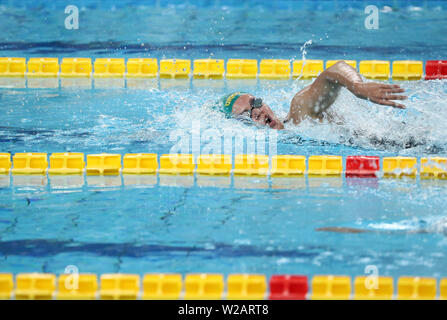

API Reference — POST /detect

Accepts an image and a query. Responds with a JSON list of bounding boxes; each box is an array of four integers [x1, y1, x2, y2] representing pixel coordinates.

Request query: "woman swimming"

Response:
[[213, 61, 407, 130]]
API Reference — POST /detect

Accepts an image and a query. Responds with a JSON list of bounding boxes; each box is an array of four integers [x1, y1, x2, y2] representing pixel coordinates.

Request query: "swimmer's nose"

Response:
[[251, 108, 263, 120]]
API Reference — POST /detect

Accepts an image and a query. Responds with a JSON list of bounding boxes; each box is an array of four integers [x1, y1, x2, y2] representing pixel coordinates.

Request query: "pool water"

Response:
[[1, 0, 447, 280]]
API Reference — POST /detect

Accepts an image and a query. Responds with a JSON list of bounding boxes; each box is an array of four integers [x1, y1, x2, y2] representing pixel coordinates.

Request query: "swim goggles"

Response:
[[249, 97, 263, 118]]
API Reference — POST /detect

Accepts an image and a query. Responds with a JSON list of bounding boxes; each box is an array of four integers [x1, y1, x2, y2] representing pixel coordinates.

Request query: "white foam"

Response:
[[156, 78, 447, 155]]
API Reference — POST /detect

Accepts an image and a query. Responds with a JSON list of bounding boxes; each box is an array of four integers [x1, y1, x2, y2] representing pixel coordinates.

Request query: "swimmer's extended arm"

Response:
[[287, 61, 407, 125]]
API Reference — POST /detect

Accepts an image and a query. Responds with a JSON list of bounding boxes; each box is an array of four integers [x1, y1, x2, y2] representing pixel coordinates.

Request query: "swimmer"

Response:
[[213, 61, 407, 130]]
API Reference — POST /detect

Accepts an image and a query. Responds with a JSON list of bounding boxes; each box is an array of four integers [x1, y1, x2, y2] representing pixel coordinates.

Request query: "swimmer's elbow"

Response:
[[323, 61, 348, 77]]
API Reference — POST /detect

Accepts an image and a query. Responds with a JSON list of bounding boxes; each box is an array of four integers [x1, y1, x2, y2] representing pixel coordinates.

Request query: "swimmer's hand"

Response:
[[351, 82, 407, 109]]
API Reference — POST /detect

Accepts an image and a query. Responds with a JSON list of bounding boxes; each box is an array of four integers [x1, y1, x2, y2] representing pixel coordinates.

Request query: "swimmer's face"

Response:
[[231, 94, 284, 130]]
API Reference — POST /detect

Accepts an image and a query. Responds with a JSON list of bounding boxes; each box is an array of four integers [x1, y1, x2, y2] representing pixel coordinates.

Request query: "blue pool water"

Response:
[[1, 0, 447, 280]]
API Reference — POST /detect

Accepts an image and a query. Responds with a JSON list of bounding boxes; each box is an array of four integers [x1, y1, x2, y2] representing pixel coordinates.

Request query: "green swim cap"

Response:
[[212, 92, 247, 118]]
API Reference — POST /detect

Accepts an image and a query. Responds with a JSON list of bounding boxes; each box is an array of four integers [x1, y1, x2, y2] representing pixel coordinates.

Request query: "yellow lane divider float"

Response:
[[184, 274, 225, 300], [0, 153, 11, 174], [86, 153, 122, 176], [0, 57, 27, 87], [271, 155, 306, 176], [233, 154, 269, 176], [359, 60, 390, 80], [383, 156, 417, 178], [100, 274, 140, 300], [143, 274, 183, 300], [60, 58, 92, 78], [126, 58, 158, 78], [420, 157, 447, 179], [48, 153, 85, 175], [227, 274, 267, 300], [259, 59, 290, 80], [10, 153, 48, 175], [292, 59, 324, 79], [93, 58, 126, 78], [160, 59, 191, 79], [159, 154, 195, 175], [27, 57, 59, 88], [0, 57, 26, 77], [193, 59, 225, 80], [226, 59, 258, 79], [196, 154, 232, 175], [122, 153, 158, 174], [392, 60, 424, 81], [308, 155, 343, 176], [1, 273, 446, 300], [27, 57, 59, 78], [0, 57, 433, 88], [354, 276, 394, 300], [1, 153, 447, 180], [14, 273, 56, 300], [57, 274, 98, 300], [311, 275, 352, 300], [397, 277, 437, 300]]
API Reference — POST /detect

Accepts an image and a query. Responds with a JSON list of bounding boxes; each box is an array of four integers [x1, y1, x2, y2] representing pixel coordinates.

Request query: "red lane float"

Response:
[[345, 156, 380, 178], [269, 275, 308, 300], [425, 60, 447, 80]]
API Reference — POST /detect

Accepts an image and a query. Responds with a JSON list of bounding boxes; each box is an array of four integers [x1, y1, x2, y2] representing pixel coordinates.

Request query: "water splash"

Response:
[[293, 39, 313, 81], [163, 78, 447, 156], [279, 80, 447, 154]]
